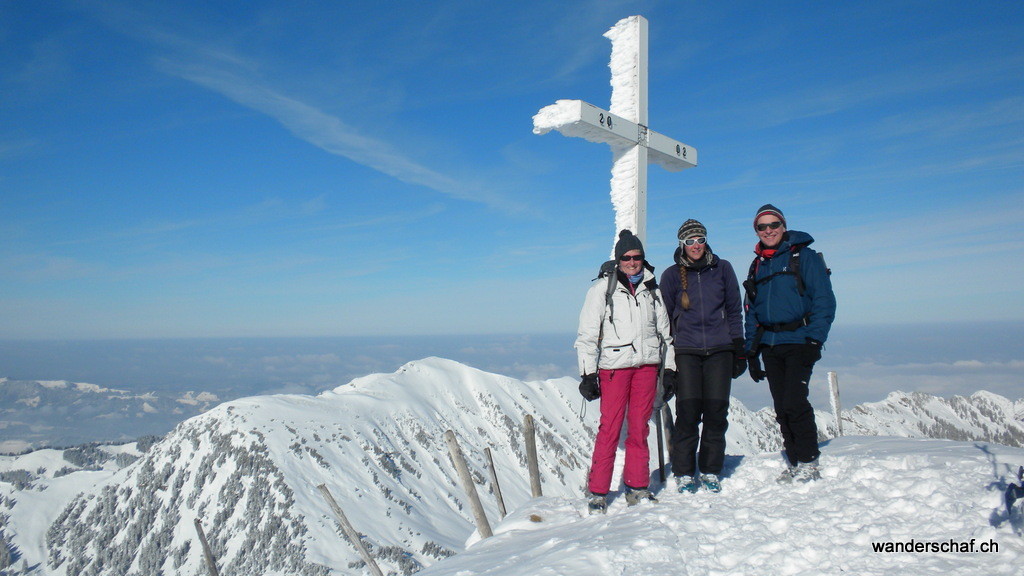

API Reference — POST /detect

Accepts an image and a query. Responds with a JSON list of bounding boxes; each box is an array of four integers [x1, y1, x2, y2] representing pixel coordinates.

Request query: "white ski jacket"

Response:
[[574, 268, 675, 375]]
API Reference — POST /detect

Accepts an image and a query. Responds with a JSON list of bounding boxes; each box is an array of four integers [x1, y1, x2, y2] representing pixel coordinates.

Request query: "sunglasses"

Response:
[[619, 254, 644, 262], [756, 221, 784, 232], [683, 236, 707, 246]]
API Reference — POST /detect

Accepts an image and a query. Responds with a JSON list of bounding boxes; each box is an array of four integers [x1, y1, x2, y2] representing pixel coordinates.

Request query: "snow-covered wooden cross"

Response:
[[533, 15, 697, 249]]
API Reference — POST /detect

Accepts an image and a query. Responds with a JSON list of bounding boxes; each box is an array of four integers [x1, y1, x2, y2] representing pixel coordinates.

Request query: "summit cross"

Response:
[[532, 15, 697, 248]]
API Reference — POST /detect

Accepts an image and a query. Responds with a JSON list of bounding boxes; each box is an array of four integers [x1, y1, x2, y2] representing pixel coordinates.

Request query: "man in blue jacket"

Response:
[[744, 204, 836, 483]]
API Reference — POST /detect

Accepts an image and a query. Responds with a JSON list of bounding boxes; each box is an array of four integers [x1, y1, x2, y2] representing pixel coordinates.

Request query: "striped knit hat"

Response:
[[753, 204, 786, 229], [677, 219, 707, 241]]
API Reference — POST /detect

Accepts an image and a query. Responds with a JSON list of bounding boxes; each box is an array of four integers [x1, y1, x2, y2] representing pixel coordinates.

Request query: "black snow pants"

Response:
[[762, 343, 821, 465], [669, 350, 732, 477]]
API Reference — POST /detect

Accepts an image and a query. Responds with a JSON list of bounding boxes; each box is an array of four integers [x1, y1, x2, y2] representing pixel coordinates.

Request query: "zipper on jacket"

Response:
[[697, 270, 708, 353]]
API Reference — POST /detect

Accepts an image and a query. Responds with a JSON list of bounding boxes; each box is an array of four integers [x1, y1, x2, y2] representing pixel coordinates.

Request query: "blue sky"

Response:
[[2, 1, 1022, 339]]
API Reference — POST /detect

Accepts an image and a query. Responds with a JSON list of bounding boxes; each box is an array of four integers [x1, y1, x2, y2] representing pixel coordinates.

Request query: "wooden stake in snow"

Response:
[[828, 371, 844, 437], [444, 430, 494, 539], [193, 518, 220, 576], [484, 447, 508, 519], [524, 414, 543, 497], [533, 15, 697, 248], [317, 484, 386, 576]]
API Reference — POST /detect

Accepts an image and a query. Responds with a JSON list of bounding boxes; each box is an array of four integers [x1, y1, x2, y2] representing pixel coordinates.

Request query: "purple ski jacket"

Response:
[[659, 248, 744, 355]]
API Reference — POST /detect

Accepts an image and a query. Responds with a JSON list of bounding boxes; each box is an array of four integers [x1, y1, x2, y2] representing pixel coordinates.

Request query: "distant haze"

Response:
[[1, 321, 1020, 412]]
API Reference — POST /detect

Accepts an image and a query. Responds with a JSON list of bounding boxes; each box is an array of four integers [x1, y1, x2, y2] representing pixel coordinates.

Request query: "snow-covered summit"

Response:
[[418, 436, 1024, 575]]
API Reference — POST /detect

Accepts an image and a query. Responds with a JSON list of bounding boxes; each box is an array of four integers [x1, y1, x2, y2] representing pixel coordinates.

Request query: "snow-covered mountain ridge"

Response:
[[838, 389, 1024, 446], [2, 357, 1023, 575], [36, 358, 598, 576]]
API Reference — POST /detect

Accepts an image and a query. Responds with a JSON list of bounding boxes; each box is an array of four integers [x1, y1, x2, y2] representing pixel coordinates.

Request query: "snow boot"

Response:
[[624, 486, 658, 506], [675, 475, 699, 494], [792, 458, 821, 483], [1006, 466, 1024, 519], [776, 463, 797, 484], [700, 473, 722, 493], [588, 493, 608, 515]]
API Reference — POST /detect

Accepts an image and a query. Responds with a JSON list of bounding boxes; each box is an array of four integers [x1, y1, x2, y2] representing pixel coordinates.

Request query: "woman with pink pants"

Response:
[[574, 230, 675, 514]]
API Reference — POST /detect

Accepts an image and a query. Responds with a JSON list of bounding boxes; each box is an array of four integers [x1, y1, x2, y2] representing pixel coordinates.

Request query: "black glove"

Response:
[[579, 374, 600, 401], [731, 338, 747, 379], [732, 356, 747, 379], [803, 338, 823, 365], [748, 353, 765, 382], [662, 369, 677, 403]]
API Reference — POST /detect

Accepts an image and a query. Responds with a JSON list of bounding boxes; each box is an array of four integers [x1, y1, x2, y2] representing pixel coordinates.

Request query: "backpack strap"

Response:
[[743, 244, 807, 301], [744, 257, 759, 301], [595, 260, 618, 325], [791, 246, 805, 296], [642, 261, 660, 307]]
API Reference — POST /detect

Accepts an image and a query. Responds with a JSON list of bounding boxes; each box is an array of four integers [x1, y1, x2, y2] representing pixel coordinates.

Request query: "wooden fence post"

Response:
[[193, 518, 219, 576], [484, 447, 507, 520], [828, 371, 843, 437], [444, 430, 493, 539], [317, 484, 386, 576], [524, 414, 542, 497]]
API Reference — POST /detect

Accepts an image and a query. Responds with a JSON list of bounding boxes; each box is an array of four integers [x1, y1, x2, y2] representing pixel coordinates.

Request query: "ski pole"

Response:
[[655, 339, 667, 483], [655, 405, 665, 483]]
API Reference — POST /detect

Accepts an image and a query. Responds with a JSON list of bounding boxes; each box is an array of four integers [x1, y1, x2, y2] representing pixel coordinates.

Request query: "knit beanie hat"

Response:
[[753, 204, 786, 229], [677, 219, 707, 241], [613, 229, 644, 261]]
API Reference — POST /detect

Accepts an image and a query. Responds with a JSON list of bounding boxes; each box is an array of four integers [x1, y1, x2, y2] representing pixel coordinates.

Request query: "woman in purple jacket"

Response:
[[659, 219, 745, 494]]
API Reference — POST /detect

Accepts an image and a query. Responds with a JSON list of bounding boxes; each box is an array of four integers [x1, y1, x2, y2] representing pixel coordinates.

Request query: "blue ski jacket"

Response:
[[660, 249, 743, 355], [743, 230, 836, 350]]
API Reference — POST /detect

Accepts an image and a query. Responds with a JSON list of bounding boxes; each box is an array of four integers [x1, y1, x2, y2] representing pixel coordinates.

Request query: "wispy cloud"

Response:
[[8, 35, 70, 94], [309, 203, 446, 232], [818, 195, 1024, 272], [880, 97, 1024, 141], [80, 2, 524, 213], [43, 194, 329, 249], [163, 56, 527, 211], [0, 253, 98, 282], [0, 137, 42, 160], [697, 32, 1024, 133]]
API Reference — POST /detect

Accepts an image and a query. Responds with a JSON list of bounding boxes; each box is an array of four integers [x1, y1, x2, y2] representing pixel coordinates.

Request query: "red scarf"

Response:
[[755, 241, 779, 259]]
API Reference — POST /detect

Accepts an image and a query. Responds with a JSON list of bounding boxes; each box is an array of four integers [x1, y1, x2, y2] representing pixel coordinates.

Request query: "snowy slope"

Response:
[[43, 358, 596, 576], [0, 442, 148, 573], [417, 437, 1024, 576], [3, 358, 1024, 575]]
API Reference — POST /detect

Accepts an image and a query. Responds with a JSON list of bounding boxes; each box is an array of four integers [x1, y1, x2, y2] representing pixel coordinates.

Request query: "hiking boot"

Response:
[[675, 475, 699, 494], [699, 473, 722, 493], [776, 463, 797, 484], [793, 458, 821, 483], [587, 493, 607, 515], [624, 486, 658, 506]]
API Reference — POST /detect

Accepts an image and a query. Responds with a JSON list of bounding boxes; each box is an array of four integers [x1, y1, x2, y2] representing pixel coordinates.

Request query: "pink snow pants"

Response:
[[588, 364, 659, 494]]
